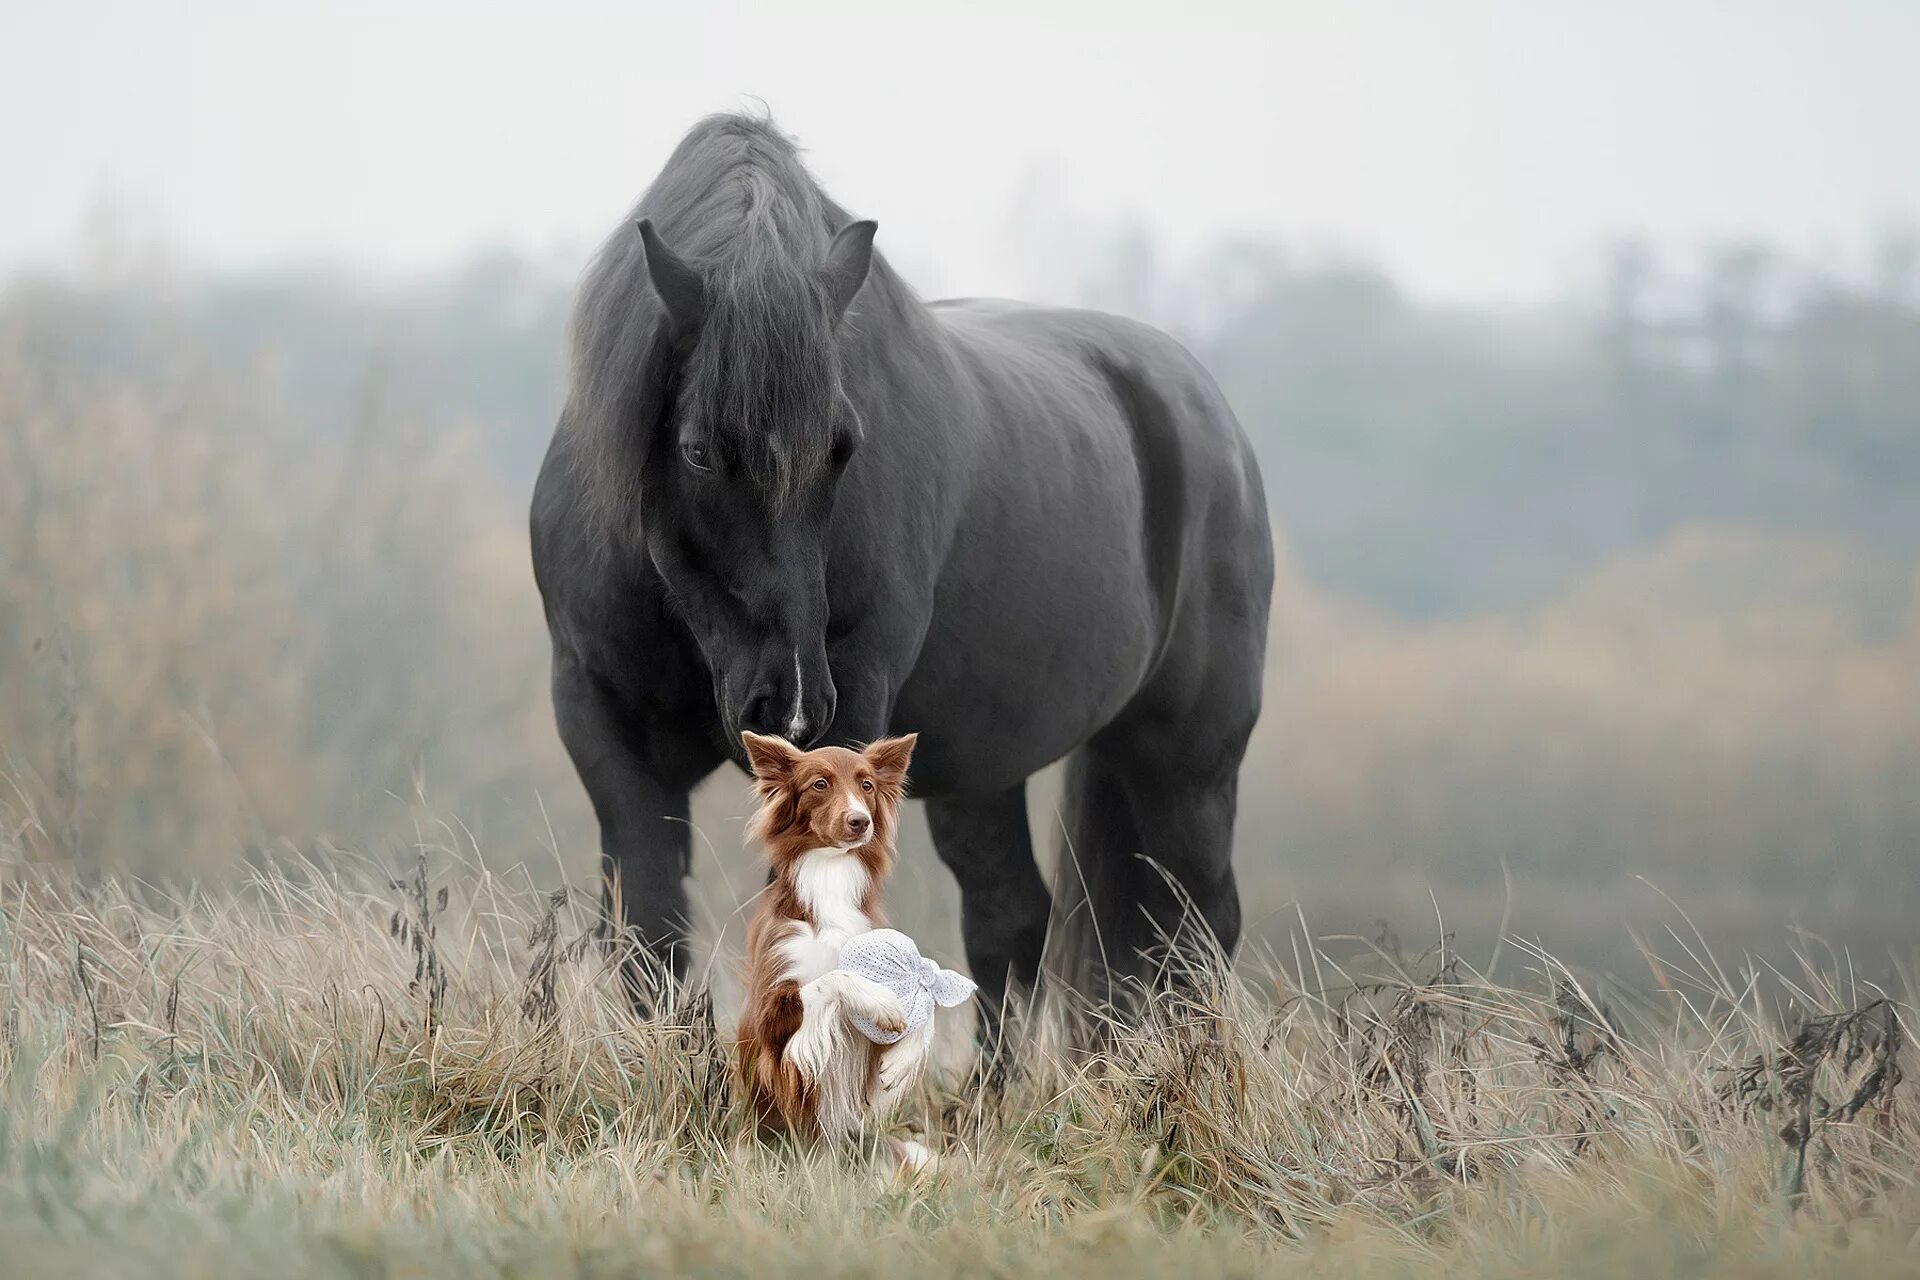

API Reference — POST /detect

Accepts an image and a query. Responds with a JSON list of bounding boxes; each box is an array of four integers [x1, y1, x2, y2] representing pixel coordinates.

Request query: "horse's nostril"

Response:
[[740, 690, 783, 738]]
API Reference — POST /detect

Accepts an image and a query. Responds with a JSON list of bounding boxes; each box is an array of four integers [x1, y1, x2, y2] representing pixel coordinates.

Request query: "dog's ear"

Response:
[[862, 734, 917, 789], [742, 732, 802, 785]]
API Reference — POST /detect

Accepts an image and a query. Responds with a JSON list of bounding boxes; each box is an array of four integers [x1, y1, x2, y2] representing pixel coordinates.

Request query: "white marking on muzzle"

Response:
[[786, 650, 807, 742]]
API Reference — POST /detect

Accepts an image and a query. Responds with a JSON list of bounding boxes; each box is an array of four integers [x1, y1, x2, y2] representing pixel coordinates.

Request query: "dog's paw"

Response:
[[869, 995, 907, 1035], [785, 1031, 828, 1083], [879, 1051, 921, 1093], [784, 1011, 839, 1084], [890, 1137, 936, 1178]]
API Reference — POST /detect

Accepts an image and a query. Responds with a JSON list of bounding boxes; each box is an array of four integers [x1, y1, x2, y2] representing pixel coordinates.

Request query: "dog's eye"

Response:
[[860, 779, 874, 792], [811, 778, 829, 791]]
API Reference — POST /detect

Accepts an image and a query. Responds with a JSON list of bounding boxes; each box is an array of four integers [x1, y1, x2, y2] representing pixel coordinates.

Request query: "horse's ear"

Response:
[[821, 219, 878, 323], [636, 219, 706, 332]]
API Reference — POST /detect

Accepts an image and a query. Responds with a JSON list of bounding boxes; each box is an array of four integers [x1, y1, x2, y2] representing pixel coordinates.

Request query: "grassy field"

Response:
[[7, 187, 1920, 1279], [1, 855, 1913, 1279]]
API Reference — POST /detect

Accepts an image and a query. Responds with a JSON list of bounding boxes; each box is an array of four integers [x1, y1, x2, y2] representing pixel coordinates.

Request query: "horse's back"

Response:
[[928, 298, 1264, 516], [929, 296, 1269, 621]]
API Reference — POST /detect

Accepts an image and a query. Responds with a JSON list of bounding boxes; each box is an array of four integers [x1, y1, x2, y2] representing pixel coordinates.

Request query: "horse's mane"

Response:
[[563, 113, 903, 533]]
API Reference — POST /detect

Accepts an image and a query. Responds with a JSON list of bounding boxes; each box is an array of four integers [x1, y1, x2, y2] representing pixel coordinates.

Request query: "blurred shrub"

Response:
[[0, 278, 577, 875], [1241, 530, 1920, 962]]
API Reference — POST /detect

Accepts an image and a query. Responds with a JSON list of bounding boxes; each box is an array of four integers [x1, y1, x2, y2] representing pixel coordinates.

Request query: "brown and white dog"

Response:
[[736, 730, 930, 1150]]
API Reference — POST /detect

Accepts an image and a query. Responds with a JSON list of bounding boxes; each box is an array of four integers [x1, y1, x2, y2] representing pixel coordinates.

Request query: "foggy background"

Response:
[[5, 1, 1919, 984]]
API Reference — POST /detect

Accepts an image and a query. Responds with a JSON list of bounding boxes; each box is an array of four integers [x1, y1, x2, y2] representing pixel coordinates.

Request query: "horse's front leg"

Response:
[[552, 653, 722, 1015]]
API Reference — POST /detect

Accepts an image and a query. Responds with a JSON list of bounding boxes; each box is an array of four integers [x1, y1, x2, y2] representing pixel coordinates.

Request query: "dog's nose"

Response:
[[846, 811, 871, 838]]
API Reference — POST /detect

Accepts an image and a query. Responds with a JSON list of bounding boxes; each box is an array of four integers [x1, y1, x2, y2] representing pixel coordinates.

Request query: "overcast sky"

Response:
[[3, 0, 1917, 302]]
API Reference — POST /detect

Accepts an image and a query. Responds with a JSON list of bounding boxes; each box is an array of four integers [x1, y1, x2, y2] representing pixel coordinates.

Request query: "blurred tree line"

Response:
[[71, 226, 1920, 622], [1060, 225, 1920, 617]]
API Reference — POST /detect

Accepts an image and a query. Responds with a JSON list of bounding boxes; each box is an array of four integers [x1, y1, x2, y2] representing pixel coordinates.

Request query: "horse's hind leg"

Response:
[[1109, 742, 1243, 979], [925, 785, 1050, 1058], [1052, 715, 1249, 1005], [1048, 748, 1147, 1007]]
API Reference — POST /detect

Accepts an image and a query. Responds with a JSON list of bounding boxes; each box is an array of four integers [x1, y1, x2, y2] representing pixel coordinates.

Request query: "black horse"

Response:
[[531, 114, 1272, 1036]]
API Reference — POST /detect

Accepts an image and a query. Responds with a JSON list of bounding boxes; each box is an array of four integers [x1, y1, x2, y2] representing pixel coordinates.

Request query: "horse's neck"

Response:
[[854, 265, 946, 354]]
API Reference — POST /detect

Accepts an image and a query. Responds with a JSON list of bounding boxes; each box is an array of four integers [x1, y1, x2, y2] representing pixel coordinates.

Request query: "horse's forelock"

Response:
[[683, 258, 839, 504], [566, 113, 849, 522]]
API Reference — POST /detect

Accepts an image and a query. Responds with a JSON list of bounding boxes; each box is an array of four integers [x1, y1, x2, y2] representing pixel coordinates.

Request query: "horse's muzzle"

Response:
[[736, 654, 836, 747]]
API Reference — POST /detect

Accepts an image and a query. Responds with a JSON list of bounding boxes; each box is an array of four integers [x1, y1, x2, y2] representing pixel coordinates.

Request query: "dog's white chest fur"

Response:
[[773, 849, 885, 1136], [776, 850, 871, 984]]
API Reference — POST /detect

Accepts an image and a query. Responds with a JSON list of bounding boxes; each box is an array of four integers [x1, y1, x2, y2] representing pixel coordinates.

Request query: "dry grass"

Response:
[[1, 852, 1913, 1279]]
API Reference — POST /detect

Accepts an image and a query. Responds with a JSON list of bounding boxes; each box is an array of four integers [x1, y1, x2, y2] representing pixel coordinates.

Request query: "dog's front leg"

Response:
[[786, 971, 907, 1083], [872, 1031, 928, 1110], [835, 971, 908, 1032]]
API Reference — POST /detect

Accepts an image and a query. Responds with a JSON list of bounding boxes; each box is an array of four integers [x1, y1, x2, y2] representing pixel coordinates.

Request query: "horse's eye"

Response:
[[860, 779, 873, 792], [829, 431, 856, 473], [811, 778, 829, 791], [680, 441, 713, 473]]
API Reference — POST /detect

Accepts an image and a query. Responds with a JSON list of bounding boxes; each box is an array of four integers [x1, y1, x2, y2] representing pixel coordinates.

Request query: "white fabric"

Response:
[[835, 928, 977, 1045]]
